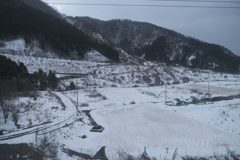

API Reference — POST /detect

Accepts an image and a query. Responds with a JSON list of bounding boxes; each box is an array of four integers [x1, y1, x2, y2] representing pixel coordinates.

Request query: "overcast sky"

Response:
[[42, 0, 240, 56]]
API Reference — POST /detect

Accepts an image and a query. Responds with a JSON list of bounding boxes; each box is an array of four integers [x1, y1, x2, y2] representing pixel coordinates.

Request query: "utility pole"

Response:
[[239, 64, 240, 94], [164, 70, 167, 103], [239, 75, 240, 95], [35, 127, 38, 146], [208, 72, 210, 97], [77, 80, 78, 108], [165, 83, 167, 103], [218, 73, 222, 86], [76, 79, 79, 116]]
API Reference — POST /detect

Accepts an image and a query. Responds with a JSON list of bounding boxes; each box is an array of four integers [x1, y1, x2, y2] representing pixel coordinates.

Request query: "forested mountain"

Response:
[[69, 17, 240, 73], [0, 0, 119, 62], [0, 0, 239, 73], [20, 0, 64, 20]]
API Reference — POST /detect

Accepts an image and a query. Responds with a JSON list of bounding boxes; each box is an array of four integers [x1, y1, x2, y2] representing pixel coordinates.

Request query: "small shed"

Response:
[[90, 125, 104, 132]]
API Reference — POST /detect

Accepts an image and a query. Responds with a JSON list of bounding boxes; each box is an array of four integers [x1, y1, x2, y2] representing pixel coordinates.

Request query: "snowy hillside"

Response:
[[1, 1, 240, 159], [67, 17, 144, 64], [69, 17, 240, 73], [2, 52, 239, 90], [0, 38, 60, 58], [1, 40, 240, 160]]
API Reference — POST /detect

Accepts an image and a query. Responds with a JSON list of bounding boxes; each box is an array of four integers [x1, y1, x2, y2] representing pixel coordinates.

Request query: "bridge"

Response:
[[56, 73, 88, 79]]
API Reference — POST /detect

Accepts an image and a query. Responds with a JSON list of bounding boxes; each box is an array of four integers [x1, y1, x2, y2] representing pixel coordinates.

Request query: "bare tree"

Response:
[[10, 104, 20, 127], [0, 81, 10, 123], [0, 99, 10, 124], [0, 78, 38, 124], [0, 80, 16, 123], [31, 133, 59, 160]]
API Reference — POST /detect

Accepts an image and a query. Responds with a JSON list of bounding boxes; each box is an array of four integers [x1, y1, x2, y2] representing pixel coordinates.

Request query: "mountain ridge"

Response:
[[68, 16, 240, 73], [0, 0, 239, 73], [0, 0, 120, 62]]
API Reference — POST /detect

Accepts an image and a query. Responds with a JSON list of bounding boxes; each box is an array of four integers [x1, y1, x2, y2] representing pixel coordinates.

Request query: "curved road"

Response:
[[0, 92, 77, 141]]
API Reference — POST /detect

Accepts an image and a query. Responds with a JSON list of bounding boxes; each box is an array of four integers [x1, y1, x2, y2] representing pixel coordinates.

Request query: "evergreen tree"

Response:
[[145, 36, 166, 62], [18, 62, 29, 78], [48, 70, 58, 90], [36, 68, 47, 90], [69, 81, 75, 90]]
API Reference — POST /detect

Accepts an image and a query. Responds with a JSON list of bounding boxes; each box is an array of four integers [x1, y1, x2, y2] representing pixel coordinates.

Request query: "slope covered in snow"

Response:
[[1, 53, 239, 88], [1, 64, 239, 158], [70, 17, 240, 73], [53, 83, 240, 159], [0, 53, 240, 159]]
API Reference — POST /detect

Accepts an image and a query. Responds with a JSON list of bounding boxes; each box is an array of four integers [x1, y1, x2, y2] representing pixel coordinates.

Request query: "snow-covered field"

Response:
[[91, 104, 239, 157], [1, 81, 240, 159], [57, 82, 240, 158], [1, 41, 240, 159]]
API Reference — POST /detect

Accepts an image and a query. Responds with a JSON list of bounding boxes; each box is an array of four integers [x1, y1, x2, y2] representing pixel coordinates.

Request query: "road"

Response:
[[0, 92, 77, 141]]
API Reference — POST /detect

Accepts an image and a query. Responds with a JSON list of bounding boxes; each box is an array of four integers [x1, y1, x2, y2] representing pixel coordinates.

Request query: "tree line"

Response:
[[0, 55, 59, 124]]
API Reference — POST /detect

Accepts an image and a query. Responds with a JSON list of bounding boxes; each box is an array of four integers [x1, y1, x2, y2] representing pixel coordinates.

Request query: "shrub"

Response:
[[102, 96, 107, 100], [130, 101, 136, 105], [80, 103, 89, 107]]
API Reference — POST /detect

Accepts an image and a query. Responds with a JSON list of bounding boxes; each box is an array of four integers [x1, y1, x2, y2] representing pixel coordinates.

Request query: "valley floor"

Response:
[[59, 81, 240, 159], [1, 81, 239, 159]]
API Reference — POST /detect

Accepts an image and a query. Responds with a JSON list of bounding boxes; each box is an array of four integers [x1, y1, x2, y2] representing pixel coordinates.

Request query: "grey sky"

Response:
[[42, 0, 240, 56]]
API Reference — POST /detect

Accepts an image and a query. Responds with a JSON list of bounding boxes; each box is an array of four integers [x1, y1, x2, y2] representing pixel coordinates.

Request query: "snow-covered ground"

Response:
[[56, 82, 240, 159], [1, 52, 239, 90], [91, 103, 239, 157], [0, 43, 240, 159], [1, 82, 240, 159]]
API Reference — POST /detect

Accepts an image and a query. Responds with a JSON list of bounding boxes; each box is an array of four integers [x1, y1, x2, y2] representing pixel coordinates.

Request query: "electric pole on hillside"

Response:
[[239, 64, 240, 94], [165, 82, 167, 103], [218, 73, 222, 86], [76, 79, 78, 110], [164, 70, 167, 103], [208, 71, 211, 98], [35, 127, 39, 146]]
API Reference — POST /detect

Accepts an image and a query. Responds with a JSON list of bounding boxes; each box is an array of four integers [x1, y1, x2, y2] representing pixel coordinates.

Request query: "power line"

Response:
[[151, 0, 240, 3], [47, 3, 240, 9]]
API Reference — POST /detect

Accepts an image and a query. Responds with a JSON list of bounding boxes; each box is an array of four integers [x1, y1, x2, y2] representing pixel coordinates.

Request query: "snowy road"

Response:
[[0, 92, 77, 141]]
